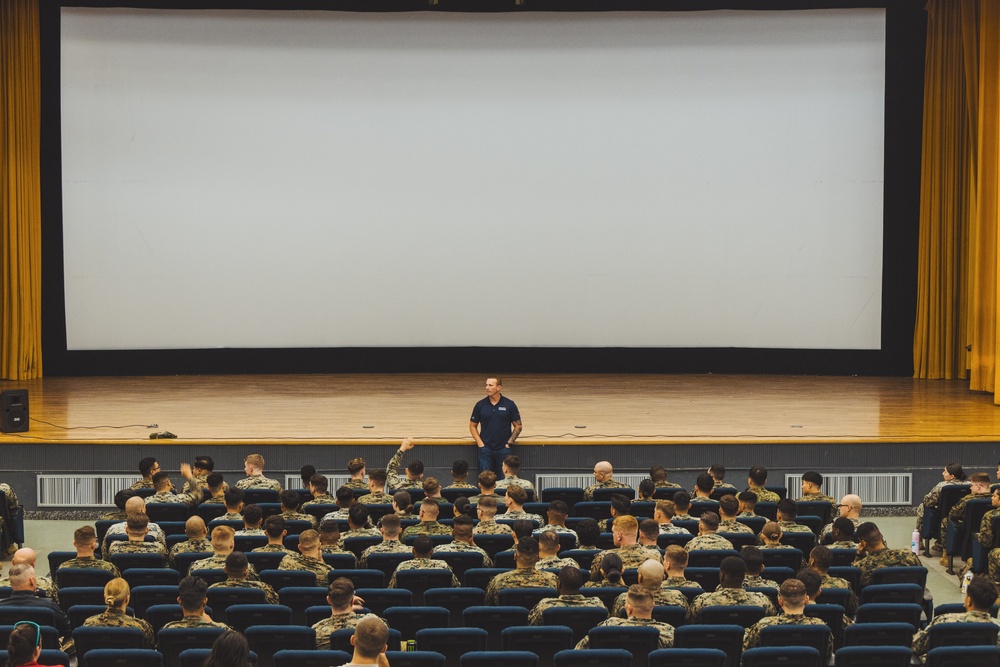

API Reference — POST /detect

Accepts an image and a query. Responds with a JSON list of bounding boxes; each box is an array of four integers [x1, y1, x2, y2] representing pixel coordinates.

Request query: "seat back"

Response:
[[123, 568, 179, 587], [869, 566, 928, 588], [553, 648, 632, 667], [832, 645, 914, 667], [855, 603, 923, 629], [501, 625, 573, 663], [382, 652, 446, 667], [156, 626, 227, 667], [463, 606, 530, 650], [224, 604, 292, 633], [259, 569, 319, 590], [83, 648, 164, 667], [244, 551, 286, 573], [759, 623, 832, 662], [780, 532, 817, 554], [580, 586, 628, 611], [56, 586, 106, 609], [437, 551, 487, 579], [927, 621, 1000, 648], [243, 625, 317, 667], [144, 504, 192, 523], [761, 549, 804, 571], [417, 627, 488, 667], [459, 651, 539, 667], [394, 569, 457, 604], [587, 625, 660, 667], [804, 603, 846, 649], [859, 584, 923, 605], [108, 553, 167, 572], [675, 624, 751, 667], [334, 569, 384, 589], [497, 587, 558, 611], [925, 645, 1000, 667], [742, 646, 821, 667], [424, 588, 485, 627], [342, 536, 382, 559], [541, 605, 609, 644], [685, 567, 720, 591], [365, 552, 412, 580], [54, 567, 115, 589], [698, 605, 768, 629], [573, 502, 611, 521], [72, 626, 147, 667], [383, 605, 449, 640], [687, 549, 740, 568], [272, 649, 353, 667], [353, 588, 412, 617], [205, 587, 267, 622], [842, 622, 917, 647], [648, 648, 727, 667]]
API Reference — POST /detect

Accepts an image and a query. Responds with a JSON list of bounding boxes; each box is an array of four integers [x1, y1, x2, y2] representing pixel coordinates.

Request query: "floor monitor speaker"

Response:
[[1, 390, 28, 433]]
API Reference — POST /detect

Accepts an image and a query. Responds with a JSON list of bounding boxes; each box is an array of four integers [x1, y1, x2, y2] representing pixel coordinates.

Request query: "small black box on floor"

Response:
[[1, 390, 28, 433]]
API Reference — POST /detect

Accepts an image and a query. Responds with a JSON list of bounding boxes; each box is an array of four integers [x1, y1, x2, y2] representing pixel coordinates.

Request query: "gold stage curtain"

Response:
[[0, 0, 42, 380], [914, 0, 1000, 402]]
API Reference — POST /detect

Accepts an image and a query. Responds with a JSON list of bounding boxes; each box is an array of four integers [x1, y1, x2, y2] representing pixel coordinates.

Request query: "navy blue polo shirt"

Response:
[[470, 395, 521, 450]]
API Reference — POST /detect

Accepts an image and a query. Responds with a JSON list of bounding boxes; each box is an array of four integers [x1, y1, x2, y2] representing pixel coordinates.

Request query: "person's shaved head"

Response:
[[11, 548, 36, 567], [185, 516, 207, 538], [595, 461, 613, 474], [638, 559, 664, 587], [125, 496, 146, 515]]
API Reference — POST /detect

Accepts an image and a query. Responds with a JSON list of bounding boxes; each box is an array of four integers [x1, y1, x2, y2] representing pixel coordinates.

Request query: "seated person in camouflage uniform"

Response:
[[495, 455, 535, 497], [773, 498, 814, 536], [738, 492, 760, 518], [583, 461, 631, 501], [0, 564, 71, 638], [83, 577, 154, 647], [422, 478, 447, 506], [385, 437, 423, 492], [808, 546, 858, 616], [320, 487, 357, 522], [796, 471, 838, 513], [102, 496, 167, 555], [101, 490, 135, 521], [740, 546, 778, 589], [107, 514, 168, 560], [129, 457, 162, 490], [387, 534, 461, 588], [662, 546, 703, 591], [159, 575, 231, 637], [342, 505, 379, 540], [685, 512, 735, 552], [359, 514, 410, 568], [357, 469, 393, 505], [529, 565, 607, 625], [201, 474, 227, 505], [746, 466, 781, 503], [190, 526, 260, 580], [612, 558, 689, 617], [473, 496, 512, 535], [672, 492, 694, 521], [207, 551, 279, 604], [654, 500, 690, 535], [637, 479, 656, 501], [827, 517, 860, 549], [600, 494, 631, 533], [534, 500, 579, 546], [535, 530, 579, 570], [944, 471, 993, 554], [401, 498, 451, 538], [345, 457, 368, 491], [215, 489, 245, 521], [583, 552, 625, 589], [575, 585, 675, 649], [469, 471, 500, 505], [390, 491, 416, 521], [146, 467, 202, 506], [589, 515, 662, 581], [318, 519, 345, 553], [341, 614, 390, 667], [235, 454, 282, 493], [235, 504, 265, 536], [759, 521, 797, 550], [301, 474, 336, 508], [447, 460, 475, 490], [181, 455, 215, 495], [169, 516, 212, 568], [0, 549, 58, 604], [503, 485, 542, 524], [278, 529, 332, 586], [312, 577, 374, 649], [718, 495, 755, 535], [650, 464, 682, 489], [434, 515, 493, 567], [742, 578, 832, 656], [453, 497, 475, 520], [486, 536, 558, 604], [854, 522, 920, 586], [58, 525, 121, 578], [707, 465, 739, 494], [279, 490, 317, 527], [252, 515, 295, 555], [692, 474, 720, 505], [688, 556, 777, 622], [913, 574, 1000, 657], [638, 519, 662, 551], [492, 521, 536, 567], [796, 567, 853, 634]]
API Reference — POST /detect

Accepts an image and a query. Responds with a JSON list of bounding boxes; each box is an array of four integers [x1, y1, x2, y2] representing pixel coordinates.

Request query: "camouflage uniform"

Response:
[[776, 521, 814, 535], [659, 523, 692, 535], [189, 554, 260, 580], [147, 488, 202, 507], [359, 540, 410, 568], [422, 497, 449, 506], [612, 588, 688, 617], [536, 555, 580, 570], [944, 491, 993, 542], [821, 516, 862, 539], [689, 587, 777, 622], [712, 482, 739, 493], [590, 544, 662, 580], [319, 508, 352, 522], [235, 474, 282, 493], [582, 578, 624, 589], [435, 541, 494, 567], [83, 608, 155, 648], [469, 493, 500, 504], [985, 548, 1000, 584], [342, 527, 381, 541], [201, 495, 226, 505], [686, 534, 735, 551], [854, 548, 921, 586], [746, 485, 780, 503], [474, 521, 513, 535], [401, 521, 451, 538], [278, 553, 332, 586], [181, 473, 209, 495], [344, 479, 368, 491], [819, 574, 858, 615], [503, 509, 542, 524], [103, 521, 166, 555], [674, 513, 694, 521], [796, 492, 839, 510], [281, 511, 317, 527], [486, 567, 559, 605], [737, 511, 759, 518], [301, 493, 336, 508], [535, 525, 579, 547], [107, 540, 168, 559], [169, 538, 212, 568], [252, 543, 295, 555], [321, 544, 354, 558], [582, 480, 630, 501], [654, 480, 682, 489], [574, 616, 674, 649], [829, 540, 859, 549], [100, 510, 128, 521], [312, 612, 368, 649], [663, 577, 703, 591], [980, 507, 1000, 548], [718, 520, 755, 535], [912, 610, 1000, 655], [743, 613, 832, 654], [159, 616, 231, 636], [129, 479, 154, 490], [387, 558, 460, 588], [447, 482, 477, 489], [217, 512, 244, 521], [208, 577, 279, 604], [357, 492, 394, 505], [916, 479, 968, 530], [495, 476, 536, 495], [529, 594, 607, 625], [57, 556, 121, 578], [759, 543, 798, 550], [236, 528, 266, 536], [385, 449, 422, 492], [743, 575, 778, 589]]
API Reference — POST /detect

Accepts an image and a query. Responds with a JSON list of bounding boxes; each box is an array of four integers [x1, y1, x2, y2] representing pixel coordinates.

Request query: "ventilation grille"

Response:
[[284, 474, 352, 491], [785, 473, 912, 506], [37, 475, 142, 508], [536, 473, 648, 495]]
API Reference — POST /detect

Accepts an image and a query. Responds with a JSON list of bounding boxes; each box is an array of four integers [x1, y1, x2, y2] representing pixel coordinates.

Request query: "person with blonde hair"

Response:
[[277, 529, 332, 586], [235, 454, 282, 492], [758, 521, 795, 549], [345, 457, 367, 491], [189, 526, 260, 580], [83, 578, 154, 648]]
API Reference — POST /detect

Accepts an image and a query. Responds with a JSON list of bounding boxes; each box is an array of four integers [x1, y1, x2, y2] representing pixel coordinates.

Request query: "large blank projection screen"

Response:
[[60, 8, 886, 350]]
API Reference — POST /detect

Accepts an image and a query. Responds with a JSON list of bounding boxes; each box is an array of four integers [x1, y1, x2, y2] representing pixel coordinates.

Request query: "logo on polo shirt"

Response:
[[499, 407, 506, 411]]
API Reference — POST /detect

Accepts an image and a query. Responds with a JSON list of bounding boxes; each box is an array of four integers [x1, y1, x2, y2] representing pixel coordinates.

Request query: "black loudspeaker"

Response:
[[1, 390, 28, 433]]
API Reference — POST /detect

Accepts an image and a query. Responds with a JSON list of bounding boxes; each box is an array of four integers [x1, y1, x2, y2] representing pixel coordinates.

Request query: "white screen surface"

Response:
[[60, 8, 886, 350]]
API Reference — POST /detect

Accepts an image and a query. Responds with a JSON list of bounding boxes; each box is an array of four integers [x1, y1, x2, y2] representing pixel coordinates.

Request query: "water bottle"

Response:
[[963, 570, 974, 594], [911, 529, 921, 555]]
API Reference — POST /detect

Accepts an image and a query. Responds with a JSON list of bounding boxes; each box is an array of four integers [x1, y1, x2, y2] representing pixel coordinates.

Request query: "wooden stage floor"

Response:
[[2, 374, 998, 446]]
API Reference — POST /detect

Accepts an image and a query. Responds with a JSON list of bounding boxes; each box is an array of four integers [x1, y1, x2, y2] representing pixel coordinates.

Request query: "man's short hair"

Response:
[[349, 504, 370, 527], [718, 495, 739, 517], [576, 518, 601, 546], [794, 568, 822, 599], [639, 519, 659, 542], [833, 517, 857, 537], [194, 456, 215, 472], [423, 477, 441, 495], [478, 471, 497, 488], [516, 536, 539, 557], [625, 584, 654, 612], [152, 471, 171, 488], [971, 472, 992, 485], [138, 457, 158, 477], [538, 530, 560, 551], [709, 464, 726, 480], [779, 577, 808, 605], [177, 575, 208, 611], [740, 546, 765, 574], [655, 500, 676, 519], [503, 455, 521, 473], [224, 488, 245, 508], [406, 460, 424, 476], [368, 469, 387, 485], [664, 545, 688, 567], [967, 574, 999, 610], [412, 535, 434, 557], [856, 522, 881, 543], [206, 473, 225, 490], [777, 498, 798, 519], [224, 551, 249, 575], [738, 491, 757, 507], [280, 490, 301, 509], [300, 465, 316, 485], [184, 516, 207, 538], [638, 479, 655, 497], [74, 525, 97, 544], [506, 485, 527, 505], [610, 494, 631, 515], [477, 496, 498, 513], [748, 466, 769, 486], [695, 473, 714, 493], [512, 520, 535, 540], [242, 504, 263, 526], [720, 555, 747, 579], [298, 529, 320, 549], [673, 491, 691, 509], [126, 513, 149, 533], [347, 457, 365, 475], [212, 525, 236, 547], [244, 454, 265, 469], [114, 489, 137, 510], [452, 460, 469, 477], [380, 514, 401, 535], [699, 512, 720, 531], [801, 471, 823, 487], [336, 486, 354, 505], [264, 515, 286, 538], [328, 577, 356, 608], [809, 545, 833, 570], [547, 500, 569, 518], [558, 565, 583, 592], [352, 615, 390, 659], [310, 474, 329, 494], [613, 515, 639, 534], [649, 465, 667, 483], [318, 520, 341, 538], [8, 564, 34, 588]]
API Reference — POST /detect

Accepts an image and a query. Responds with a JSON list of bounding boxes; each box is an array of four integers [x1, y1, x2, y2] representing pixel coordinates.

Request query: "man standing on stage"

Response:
[[469, 376, 522, 478]]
